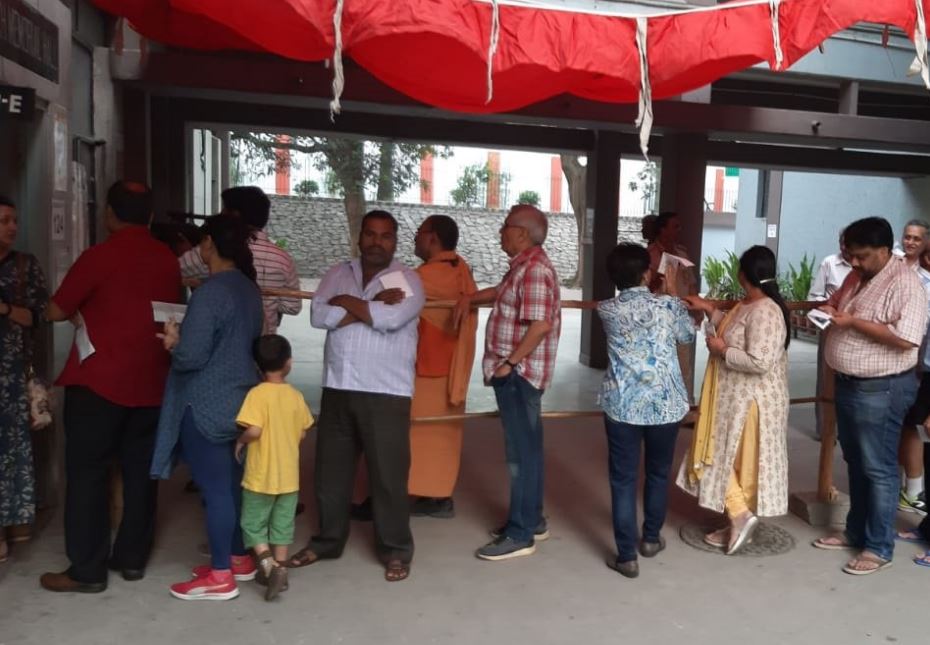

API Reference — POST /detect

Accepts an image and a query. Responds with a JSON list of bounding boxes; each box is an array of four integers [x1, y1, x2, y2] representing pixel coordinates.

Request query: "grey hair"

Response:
[[509, 204, 548, 245], [905, 219, 930, 237]]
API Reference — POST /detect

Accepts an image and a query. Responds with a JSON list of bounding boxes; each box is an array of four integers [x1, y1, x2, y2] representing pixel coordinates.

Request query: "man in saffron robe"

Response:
[[408, 215, 478, 517]]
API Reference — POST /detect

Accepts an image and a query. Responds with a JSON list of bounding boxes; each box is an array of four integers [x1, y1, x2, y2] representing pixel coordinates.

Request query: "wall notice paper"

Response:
[[657, 252, 695, 275], [379, 271, 414, 297], [74, 313, 95, 363], [153, 302, 188, 323], [807, 309, 833, 330]]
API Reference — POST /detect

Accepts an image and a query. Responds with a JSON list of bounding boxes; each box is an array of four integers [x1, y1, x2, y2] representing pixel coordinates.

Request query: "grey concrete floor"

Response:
[[2, 286, 928, 645]]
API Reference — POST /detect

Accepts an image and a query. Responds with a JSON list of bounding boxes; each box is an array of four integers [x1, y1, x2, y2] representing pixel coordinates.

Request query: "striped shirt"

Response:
[[825, 256, 928, 378], [482, 245, 561, 391], [178, 230, 301, 334], [311, 259, 425, 397]]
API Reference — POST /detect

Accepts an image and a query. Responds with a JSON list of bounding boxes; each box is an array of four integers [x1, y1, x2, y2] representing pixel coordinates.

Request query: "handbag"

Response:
[[14, 253, 52, 430]]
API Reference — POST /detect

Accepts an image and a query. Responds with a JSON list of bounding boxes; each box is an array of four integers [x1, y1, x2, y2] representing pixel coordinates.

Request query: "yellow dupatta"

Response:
[[684, 304, 741, 486]]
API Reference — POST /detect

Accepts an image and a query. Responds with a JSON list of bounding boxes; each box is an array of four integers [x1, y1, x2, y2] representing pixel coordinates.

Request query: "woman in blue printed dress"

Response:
[[597, 243, 694, 579], [0, 196, 48, 562]]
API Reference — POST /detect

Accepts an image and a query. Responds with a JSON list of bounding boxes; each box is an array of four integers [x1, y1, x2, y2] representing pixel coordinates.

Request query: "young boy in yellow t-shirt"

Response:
[[236, 335, 313, 601]]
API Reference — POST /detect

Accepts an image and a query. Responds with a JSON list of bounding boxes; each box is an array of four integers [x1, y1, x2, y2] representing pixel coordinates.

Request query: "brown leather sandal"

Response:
[[286, 547, 321, 569], [384, 559, 410, 582]]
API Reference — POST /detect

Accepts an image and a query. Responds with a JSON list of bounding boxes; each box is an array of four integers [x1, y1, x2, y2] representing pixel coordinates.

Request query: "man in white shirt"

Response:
[[898, 219, 930, 513], [178, 186, 301, 334], [288, 210, 424, 582], [808, 232, 853, 441]]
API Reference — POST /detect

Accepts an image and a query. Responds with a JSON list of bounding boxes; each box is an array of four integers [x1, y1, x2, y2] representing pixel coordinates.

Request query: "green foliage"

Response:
[[702, 251, 744, 300], [781, 254, 817, 302], [450, 163, 511, 208], [294, 179, 319, 198], [517, 190, 541, 207], [275, 238, 288, 249], [628, 162, 659, 212]]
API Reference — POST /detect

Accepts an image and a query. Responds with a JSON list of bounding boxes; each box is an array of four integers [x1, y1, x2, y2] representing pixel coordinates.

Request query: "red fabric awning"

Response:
[[94, 0, 930, 113]]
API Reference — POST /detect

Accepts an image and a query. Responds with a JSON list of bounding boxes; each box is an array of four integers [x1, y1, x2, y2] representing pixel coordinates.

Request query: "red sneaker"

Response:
[[170, 569, 239, 601], [191, 555, 256, 582]]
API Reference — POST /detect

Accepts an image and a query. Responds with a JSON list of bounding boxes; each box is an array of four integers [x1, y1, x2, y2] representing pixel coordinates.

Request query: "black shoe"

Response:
[[350, 498, 373, 522], [410, 497, 455, 519], [606, 557, 639, 579], [638, 536, 666, 558], [107, 560, 145, 581]]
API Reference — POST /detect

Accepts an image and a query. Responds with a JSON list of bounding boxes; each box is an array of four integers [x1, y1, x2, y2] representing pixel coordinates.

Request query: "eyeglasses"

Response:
[[499, 223, 526, 233]]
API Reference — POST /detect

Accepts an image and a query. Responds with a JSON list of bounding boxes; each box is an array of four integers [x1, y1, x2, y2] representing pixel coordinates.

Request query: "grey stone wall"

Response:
[[265, 196, 643, 283]]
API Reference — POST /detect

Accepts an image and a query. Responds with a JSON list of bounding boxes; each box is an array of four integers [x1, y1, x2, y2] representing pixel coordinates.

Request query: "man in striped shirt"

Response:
[[178, 186, 301, 333]]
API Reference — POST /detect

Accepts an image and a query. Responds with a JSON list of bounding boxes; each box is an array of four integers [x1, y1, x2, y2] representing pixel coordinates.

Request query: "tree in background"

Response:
[[230, 134, 450, 254], [517, 190, 541, 207], [294, 179, 320, 198], [628, 162, 659, 215], [450, 163, 511, 208]]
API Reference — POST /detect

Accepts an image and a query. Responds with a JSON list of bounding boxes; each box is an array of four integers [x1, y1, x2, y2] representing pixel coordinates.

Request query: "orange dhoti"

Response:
[[409, 375, 465, 497]]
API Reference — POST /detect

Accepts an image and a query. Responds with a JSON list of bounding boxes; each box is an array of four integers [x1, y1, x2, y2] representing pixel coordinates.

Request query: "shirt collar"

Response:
[[349, 258, 402, 287], [252, 229, 269, 241], [508, 245, 543, 268], [107, 225, 151, 242]]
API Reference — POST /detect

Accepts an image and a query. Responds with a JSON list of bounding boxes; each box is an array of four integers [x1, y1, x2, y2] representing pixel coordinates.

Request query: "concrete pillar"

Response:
[[549, 156, 562, 212], [713, 168, 724, 212], [275, 135, 291, 195], [659, 133, 708, 268], [420, 153, 434, 204], [579, 132, 621, 369], [487, 151, 501, 209]]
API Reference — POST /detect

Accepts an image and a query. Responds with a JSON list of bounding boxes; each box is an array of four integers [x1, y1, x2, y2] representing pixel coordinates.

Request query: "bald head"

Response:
[[508, 204, 548, 245]]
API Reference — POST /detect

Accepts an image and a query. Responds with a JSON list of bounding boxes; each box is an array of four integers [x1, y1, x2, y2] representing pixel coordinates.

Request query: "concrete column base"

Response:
[[788, 491, 850, 527]]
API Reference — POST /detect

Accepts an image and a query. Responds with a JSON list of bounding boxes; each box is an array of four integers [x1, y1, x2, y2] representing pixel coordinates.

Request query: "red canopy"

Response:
[[94, 0, 930, 113]]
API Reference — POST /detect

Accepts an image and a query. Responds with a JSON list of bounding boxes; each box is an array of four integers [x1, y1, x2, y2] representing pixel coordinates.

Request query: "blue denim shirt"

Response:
[[597, 287, 695, 426], [150, 270, 263, 480]]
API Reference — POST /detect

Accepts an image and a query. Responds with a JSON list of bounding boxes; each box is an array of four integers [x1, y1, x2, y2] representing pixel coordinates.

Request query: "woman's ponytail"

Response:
[[201, 214, 258, 283], [739, 246, 791, 349]]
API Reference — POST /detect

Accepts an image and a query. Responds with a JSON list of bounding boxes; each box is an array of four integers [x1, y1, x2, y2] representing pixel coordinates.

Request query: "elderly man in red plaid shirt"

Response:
[[455, 204, 561, 561]]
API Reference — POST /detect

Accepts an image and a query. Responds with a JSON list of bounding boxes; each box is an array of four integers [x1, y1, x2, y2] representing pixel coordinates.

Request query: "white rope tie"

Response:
[[486, 0, 501, 104], [769, 0, 784, 70], [909, 0, 930, 89], [634, 17, 653, 160], [330, 0, 346, 120]]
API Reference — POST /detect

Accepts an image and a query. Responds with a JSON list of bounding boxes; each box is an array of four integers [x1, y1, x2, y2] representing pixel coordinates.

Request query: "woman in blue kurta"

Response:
[[151, 214, 263, 600], [597, 243, 694, 579], [0, 197, 48, 562]]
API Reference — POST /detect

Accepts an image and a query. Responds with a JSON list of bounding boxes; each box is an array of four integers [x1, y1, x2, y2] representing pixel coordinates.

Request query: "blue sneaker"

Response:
[[476, 536, 536, 561]]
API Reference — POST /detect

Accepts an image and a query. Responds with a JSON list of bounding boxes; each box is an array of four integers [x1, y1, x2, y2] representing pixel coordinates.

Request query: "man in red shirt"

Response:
[[454, 204, 561, 561], [40, 181, 181, 593]]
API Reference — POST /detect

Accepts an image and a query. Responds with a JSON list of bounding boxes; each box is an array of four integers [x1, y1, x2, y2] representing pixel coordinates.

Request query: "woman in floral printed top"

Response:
[[0, 196, 48, 563], [597, 243, 695, 579]]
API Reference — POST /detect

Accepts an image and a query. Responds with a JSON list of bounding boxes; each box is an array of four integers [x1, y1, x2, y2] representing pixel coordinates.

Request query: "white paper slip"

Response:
[[379, 271, 414, 297], [917, 424, 930, 443], [657, 252, 695, 275], [807, 309, 833, 331], [74, 313, 95, 363], [153, 301, 188, 323]]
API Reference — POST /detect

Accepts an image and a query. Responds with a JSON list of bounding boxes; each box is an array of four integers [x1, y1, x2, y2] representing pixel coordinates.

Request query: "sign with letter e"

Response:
[[0, 85, 35, 120]]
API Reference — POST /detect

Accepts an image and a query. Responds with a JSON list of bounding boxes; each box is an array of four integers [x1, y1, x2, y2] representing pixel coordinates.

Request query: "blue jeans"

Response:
[[835, 371, 917, 561], [180, 408, 246, 570], [604, 416, 680, 562], [492, 372, 544, 543]]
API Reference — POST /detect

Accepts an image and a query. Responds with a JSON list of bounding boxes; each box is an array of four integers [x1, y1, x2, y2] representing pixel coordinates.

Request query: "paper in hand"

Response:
[[379, 271, 414, 297], [74, 313, 95, 363], [153, 302, 188, 324], [807, 309, 833, 331], [657, 252, 695, 275]]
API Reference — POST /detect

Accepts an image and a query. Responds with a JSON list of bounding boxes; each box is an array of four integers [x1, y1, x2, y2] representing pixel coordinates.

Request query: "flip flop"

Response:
[[913, 550, 930, 568], [384, 559, 410, 582], [812, 535, 854, 551], [896, 530, 927, 544], [286, 547, 321, 569], [843, 551, 893, 576]]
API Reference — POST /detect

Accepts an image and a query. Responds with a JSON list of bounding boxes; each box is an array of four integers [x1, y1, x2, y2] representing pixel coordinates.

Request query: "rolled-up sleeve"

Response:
[[179, 247, 209, 280], [310, 265, 349, 330], [370, 271, 425, 332]]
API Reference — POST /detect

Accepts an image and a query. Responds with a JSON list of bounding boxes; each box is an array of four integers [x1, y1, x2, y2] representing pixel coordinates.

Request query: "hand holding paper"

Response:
[[807, 309, 833, 331]]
